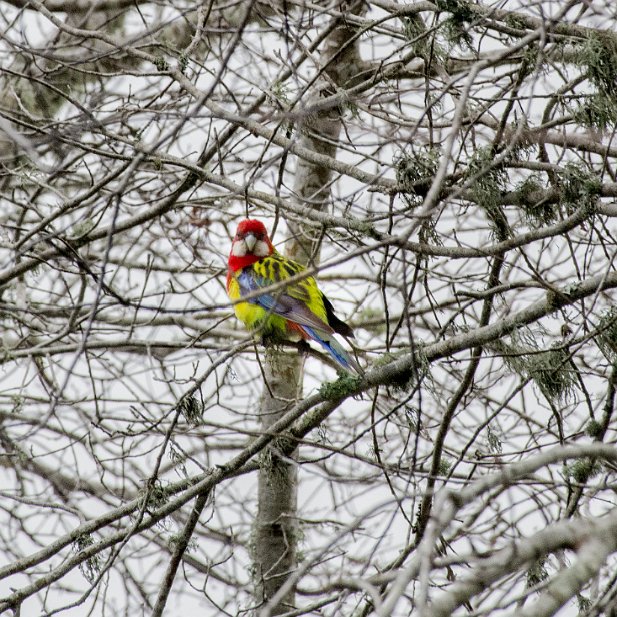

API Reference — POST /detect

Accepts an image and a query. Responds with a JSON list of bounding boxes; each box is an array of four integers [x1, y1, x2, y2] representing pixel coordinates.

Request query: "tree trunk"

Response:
[[253, 349, 303, 613], [252, 3, 367, 614]]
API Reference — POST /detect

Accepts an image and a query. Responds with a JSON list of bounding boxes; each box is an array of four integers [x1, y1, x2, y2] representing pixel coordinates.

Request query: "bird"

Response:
[[226, 219, 361, 373]]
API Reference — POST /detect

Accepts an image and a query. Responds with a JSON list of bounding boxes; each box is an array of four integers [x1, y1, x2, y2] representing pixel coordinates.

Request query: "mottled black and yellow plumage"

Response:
[[250, 253, 325, 319]]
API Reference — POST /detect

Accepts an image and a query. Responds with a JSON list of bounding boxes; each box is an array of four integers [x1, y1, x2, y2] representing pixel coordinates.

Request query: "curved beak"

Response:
[[244, 233, 257, 252]]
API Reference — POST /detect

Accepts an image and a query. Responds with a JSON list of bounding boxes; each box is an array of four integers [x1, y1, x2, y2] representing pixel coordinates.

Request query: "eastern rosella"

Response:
[[226, 219, 360, 373]]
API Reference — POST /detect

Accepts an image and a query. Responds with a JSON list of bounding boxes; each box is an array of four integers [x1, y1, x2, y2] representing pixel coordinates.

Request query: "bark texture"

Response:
[[252, 3, 367, 614]]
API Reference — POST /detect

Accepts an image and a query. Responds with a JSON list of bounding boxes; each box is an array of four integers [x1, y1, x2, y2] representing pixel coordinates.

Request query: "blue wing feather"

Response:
[[237, 269, 335, 334], [236, 265, 360, 373]]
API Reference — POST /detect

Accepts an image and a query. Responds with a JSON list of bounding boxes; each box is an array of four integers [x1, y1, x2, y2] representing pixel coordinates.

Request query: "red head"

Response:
[[228, 219, 275, 272]]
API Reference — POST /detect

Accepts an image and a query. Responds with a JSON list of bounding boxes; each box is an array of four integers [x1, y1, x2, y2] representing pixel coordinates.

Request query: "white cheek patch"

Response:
[[253, 240, 270, 257], [231, 241, 247, 257]]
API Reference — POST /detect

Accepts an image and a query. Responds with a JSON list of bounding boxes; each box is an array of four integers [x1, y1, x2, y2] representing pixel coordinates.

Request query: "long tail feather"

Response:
[[303, 326, 362, 374]]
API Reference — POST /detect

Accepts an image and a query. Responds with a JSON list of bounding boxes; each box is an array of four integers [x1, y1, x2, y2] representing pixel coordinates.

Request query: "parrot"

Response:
[[226, 219, 361, 373]]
